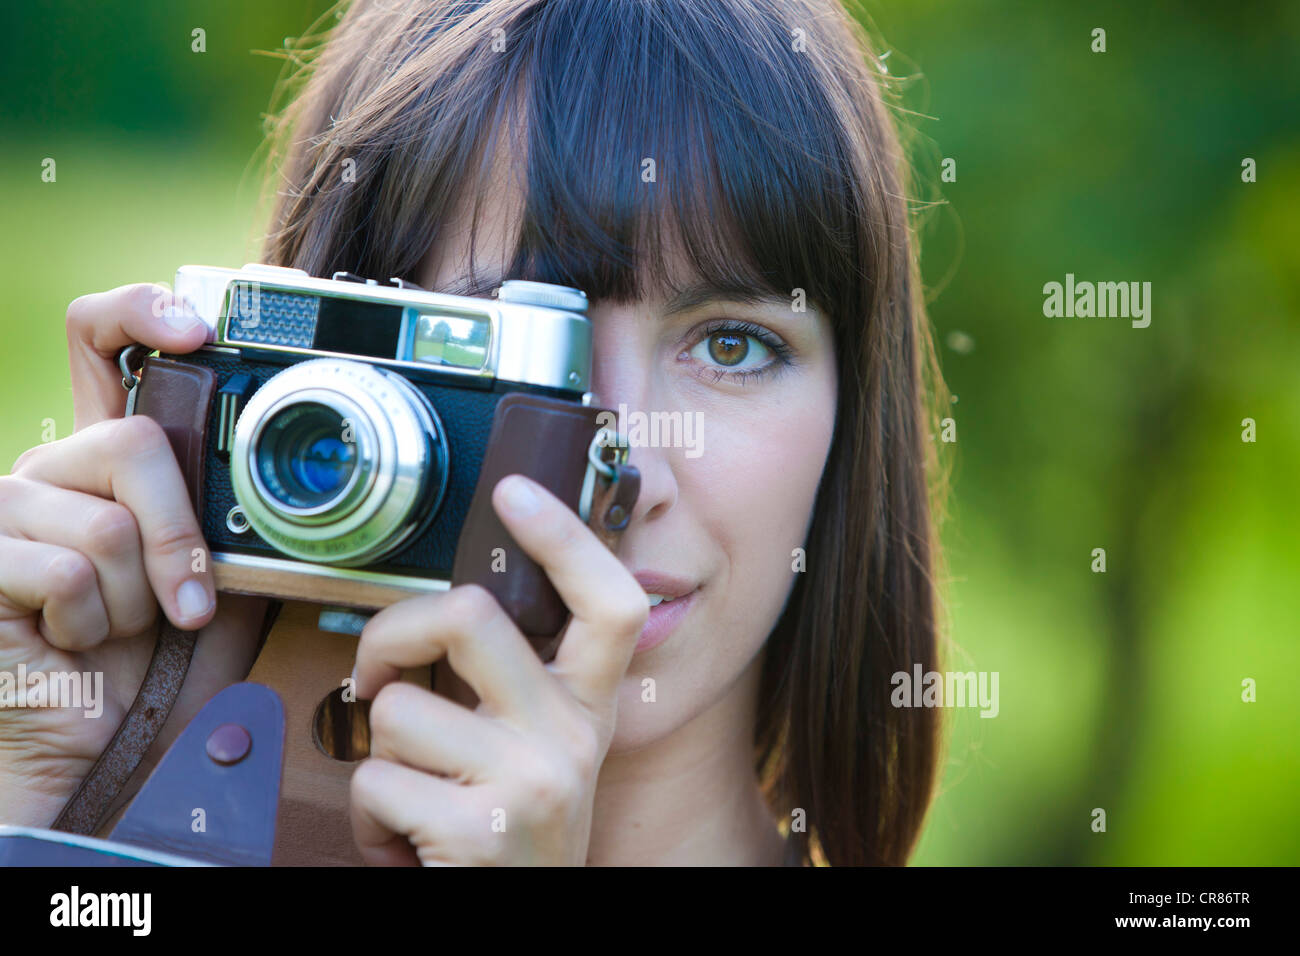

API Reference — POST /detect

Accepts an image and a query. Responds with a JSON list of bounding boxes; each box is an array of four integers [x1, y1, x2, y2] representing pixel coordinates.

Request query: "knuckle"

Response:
[[10, 445, 43, 476], [447, 583, 503, 632], [43, 550, 98, 601], [112, 414, 170, 456], [349, 757, 384, 805], [84, 502, 140, 558], [515, 750, 582, 812], [148, 517, 199, 558], [64, 293, 95, 336], [595, 584, 649, 636], [367, 684, 409, 743], [0, 475, 20, 507], [560, 720, 601, 779], [129, 283, 169, 318]]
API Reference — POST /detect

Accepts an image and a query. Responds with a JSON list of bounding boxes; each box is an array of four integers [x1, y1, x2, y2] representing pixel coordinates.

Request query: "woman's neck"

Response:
[[587, 649, 786, 866]]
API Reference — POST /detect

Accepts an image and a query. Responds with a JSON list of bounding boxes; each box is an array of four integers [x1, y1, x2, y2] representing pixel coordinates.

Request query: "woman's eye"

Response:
[[689, 330, 774, 371]]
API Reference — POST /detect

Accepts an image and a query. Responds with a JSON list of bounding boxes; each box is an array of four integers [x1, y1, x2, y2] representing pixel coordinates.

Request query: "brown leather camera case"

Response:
[[451, 392, 628, 645]]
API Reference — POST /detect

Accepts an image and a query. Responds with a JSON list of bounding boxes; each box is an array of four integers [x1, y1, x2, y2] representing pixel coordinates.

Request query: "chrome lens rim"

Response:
[[230, 358, 448, 565]]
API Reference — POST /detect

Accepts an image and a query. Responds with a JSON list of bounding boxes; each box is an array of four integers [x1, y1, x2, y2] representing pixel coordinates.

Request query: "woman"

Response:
[[0, 0, 946, 865]]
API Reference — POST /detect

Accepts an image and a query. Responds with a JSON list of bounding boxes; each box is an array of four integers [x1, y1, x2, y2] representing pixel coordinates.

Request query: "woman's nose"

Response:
[[620, 435, 678, 524], [587, 317, 679, 526]]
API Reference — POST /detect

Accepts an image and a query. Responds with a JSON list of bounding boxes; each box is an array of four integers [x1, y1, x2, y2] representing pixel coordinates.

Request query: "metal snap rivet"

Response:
[[206, 723, 252, 765]]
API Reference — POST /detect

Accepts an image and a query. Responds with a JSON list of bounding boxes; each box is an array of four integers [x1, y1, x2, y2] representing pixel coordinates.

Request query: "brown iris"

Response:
[[707, 332, 748, 366]]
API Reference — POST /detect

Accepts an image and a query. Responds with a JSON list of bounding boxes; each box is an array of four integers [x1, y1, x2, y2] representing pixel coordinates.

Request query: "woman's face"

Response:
[[421, 174, 838, 754]]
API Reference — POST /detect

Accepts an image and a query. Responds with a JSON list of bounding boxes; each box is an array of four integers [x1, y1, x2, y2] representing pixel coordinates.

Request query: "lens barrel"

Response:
[[230, 358, 449, 565]]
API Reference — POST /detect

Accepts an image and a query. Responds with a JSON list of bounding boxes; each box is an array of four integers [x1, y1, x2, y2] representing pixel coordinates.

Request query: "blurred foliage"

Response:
[[1, 0, 1296, 864]]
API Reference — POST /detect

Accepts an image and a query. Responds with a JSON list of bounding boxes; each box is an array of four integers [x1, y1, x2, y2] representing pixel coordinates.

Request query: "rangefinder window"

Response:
[[400, 308, 491, 370], [313, 296, 403, 359]]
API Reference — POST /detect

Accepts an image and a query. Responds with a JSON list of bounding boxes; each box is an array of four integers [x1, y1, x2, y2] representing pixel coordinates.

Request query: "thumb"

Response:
[[66, 283, 209, 429]]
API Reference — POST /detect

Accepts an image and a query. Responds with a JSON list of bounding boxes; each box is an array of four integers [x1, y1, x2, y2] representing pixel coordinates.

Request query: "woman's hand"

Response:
[[0, 284, 268, 826], [349, 474, 649, 866]]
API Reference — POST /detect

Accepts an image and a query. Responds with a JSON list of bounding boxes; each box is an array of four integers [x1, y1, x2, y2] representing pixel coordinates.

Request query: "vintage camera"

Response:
[[123, 263, 638, 640]]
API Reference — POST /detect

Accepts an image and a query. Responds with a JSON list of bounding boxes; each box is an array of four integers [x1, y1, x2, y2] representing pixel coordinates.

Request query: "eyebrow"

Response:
[[660, 279, 788, 317]]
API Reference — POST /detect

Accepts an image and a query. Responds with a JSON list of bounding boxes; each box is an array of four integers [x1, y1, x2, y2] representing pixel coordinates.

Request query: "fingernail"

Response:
[[161, 304, 200, 332], [499, 475, 540, 517], [176, 579, 213, 621]]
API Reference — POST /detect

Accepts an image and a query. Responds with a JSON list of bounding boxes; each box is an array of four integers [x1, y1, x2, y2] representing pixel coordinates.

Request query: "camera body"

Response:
[[129, 263, 631, 639]]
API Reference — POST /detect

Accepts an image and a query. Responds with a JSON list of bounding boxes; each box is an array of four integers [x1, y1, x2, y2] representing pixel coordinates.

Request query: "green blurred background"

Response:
[[1, 1, 1296, 864]]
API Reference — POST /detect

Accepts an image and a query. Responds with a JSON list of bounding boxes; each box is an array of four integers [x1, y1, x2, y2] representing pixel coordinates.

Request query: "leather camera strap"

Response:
[[51, 351, 231, 836], [49, 600, 283, 836], [49, 621, 200, 835]]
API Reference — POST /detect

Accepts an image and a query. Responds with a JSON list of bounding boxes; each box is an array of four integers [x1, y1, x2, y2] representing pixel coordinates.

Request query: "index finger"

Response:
[[490, 474, 648, 711], [66, 282, 209, 430], [13, 416, 216, 630]]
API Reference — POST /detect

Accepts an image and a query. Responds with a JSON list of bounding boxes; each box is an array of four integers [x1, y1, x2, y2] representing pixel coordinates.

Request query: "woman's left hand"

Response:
[[348, 473, 649, 866]]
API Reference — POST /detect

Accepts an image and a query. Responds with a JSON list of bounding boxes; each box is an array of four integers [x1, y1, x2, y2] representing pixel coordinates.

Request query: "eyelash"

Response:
[[684, 320, 795, 385]]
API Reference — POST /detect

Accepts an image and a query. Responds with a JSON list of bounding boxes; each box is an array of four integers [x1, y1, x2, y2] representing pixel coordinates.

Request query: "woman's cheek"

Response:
[[701, 376, 836, 563], [697, 400, 830, 638], [608, 378, 835, 752]]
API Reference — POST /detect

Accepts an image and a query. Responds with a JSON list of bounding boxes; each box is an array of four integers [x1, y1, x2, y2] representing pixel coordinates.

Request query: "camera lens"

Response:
[[231, 358, 449, 566], [256, 402, 357, 509]]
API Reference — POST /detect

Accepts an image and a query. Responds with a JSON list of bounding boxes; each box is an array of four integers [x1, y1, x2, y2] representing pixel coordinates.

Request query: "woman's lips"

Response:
[[635, 588, 698, 653], [630, 571, 699, 653]]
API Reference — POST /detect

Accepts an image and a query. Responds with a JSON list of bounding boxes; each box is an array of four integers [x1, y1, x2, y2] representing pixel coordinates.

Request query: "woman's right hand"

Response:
[[0, 283, 270, 827]]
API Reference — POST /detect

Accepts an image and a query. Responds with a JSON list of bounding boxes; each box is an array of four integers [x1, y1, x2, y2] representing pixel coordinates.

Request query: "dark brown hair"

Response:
[[258, 0, 948, 866]]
